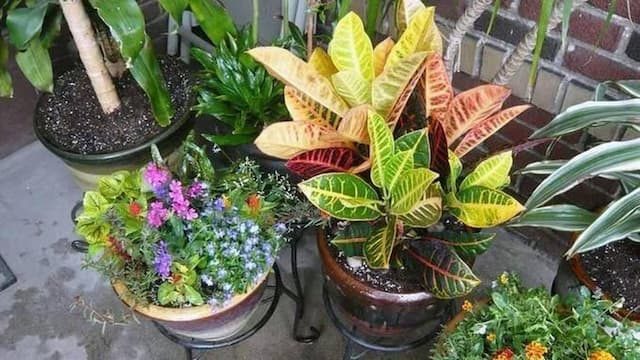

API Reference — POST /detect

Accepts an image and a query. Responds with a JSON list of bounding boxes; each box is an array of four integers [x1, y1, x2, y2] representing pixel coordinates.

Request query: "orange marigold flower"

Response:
[[588, 350, 616, 360], [486, 332, 496, 342], [462, 300, 473, 312], [525, 341, 548, 360], [492, 348, 515, 360], [246, 194, 261, 212]]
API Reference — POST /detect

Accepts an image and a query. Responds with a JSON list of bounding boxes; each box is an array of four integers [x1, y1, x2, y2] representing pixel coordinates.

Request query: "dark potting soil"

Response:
[[580, 239, 640, 312], [36, 57, 193, 155]]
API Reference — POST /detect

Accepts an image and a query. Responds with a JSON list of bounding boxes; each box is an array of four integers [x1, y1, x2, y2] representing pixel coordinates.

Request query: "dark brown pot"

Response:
[[317, 230, 450, 337]]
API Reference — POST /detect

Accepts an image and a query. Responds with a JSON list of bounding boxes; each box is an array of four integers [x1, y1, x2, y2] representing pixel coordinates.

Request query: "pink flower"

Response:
[[147, 201, 169, 228], [143, 163, 171, 190], [169, 180, 198, 221], [187, 181, 205, 199]]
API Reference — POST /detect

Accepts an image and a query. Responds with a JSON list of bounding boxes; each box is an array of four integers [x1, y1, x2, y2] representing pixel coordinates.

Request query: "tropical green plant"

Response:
[[433, 272, 640, 359], [511, 80, 640, 257]]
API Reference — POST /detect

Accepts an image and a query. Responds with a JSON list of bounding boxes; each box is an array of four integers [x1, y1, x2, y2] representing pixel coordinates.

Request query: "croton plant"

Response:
[[249, 3, 530, 298]]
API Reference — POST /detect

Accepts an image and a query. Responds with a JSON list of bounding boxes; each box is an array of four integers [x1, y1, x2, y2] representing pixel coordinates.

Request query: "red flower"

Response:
[[246, 194, 261, 213], [129, 201, 142, 217], [492, 348, 515, 360]]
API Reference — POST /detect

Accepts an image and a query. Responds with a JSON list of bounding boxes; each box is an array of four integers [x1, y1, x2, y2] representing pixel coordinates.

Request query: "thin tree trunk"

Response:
[[306, 0, 316, 60], [60, 0, 120, 114], [492, 0, 589, 85], [444, 0, 493, 74]]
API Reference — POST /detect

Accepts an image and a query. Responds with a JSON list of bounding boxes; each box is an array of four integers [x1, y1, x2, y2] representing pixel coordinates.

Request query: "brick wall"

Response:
[[430, 0, 640, 210]]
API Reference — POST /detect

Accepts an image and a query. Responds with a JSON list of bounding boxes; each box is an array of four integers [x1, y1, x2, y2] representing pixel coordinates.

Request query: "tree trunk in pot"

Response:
[[59, 0, 120, 114]]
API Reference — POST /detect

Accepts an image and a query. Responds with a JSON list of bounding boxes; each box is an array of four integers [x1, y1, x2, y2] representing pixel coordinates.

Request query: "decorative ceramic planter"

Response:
[[112, 271, 269, 341], [317, 229, 449, 337]]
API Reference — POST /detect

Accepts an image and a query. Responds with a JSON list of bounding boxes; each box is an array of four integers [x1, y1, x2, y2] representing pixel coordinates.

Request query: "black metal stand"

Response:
[[322, 282, 444, 360]]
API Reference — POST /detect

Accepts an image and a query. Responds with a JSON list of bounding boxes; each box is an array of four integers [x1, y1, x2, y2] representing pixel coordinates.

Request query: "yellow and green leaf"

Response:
[[331, 222, 373, 257], [395, 0, 426, 34], [308, 47, 338, 78], [459, 151, 513, 191], [448, 150, 462, 193], [384, 150, 415, 191], [368, 111, 394, 188], [430, 231, 496, 258], [385, 7, 438, 69], [390, 168, 438, 215], [331, 70, 372, 107], [337, 105, 369, 144], [363, 217, 397, 269], [447, 187, 525, 228], [284, 86, 342, 128], [399, 183, 442, 227], [298, 173, 383, 221], [328, 11, 374, 80], [373, 37, 395, 76], [254, 121, 352, 159], [395, 128, 430, 168]]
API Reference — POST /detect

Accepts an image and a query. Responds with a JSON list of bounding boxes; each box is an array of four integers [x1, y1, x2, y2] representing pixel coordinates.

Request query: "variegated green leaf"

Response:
[[363, 217, 397, 269], [448, 187, 525, 228], [395, 129, 430, 168], [368, 111, 394, 188], [328, 11, 374, 80], [399, 183, 442, 227], [331, 222, 373, 257], [298, 173, 382, 221], [516, 160, 567, 175], [331, 70, 372, 107], [384, 150, 415, 191], [430, 231, 496, 258], [386, 7, 437, 69], [460, 151, 512, 191], [407, 241, 480, 299], [447, 150, 462, 193], [510, 205, 597, 232], [390, 168, 438, 215]]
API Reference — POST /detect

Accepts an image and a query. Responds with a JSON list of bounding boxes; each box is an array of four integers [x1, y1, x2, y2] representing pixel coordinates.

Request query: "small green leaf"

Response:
[[158, 0, 188, 24], [0, 37, 13, 97], [202, 133, 257, 146], [459, 151, 512, 191], [395, 129, 430, 168], [189, 0, 237, 46], [363, 217, 397, 269], [331, 222, 373, 257], [510, 204, 597, 232], [429, 230, 495, 258], [390, 168, 438, 215], [447, 150, 462, 193], [158, 282, 179, 305], [183, 284, 204, 305], [7, 0, 49, 49], [16, 38, 53, 93]]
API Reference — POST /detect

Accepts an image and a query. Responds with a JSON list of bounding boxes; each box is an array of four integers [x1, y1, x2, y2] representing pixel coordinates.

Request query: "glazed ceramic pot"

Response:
[[317, 230, 449, 337], [112, 271, 269, 341]]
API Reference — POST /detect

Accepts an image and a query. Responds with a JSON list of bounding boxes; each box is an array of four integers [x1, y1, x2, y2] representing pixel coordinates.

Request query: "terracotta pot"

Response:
[[317, 229, 449, 337], [112, 271, 269, 340]]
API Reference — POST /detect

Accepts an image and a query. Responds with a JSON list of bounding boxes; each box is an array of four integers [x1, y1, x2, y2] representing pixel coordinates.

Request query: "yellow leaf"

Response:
[[308, 47, 338, 77], [328, 12, 374, 80], [254, 121, 352, 159], [460, 151, 513, 191], [395, 0, 426, 34], [338, 105, 370, 144], [373, 38, 395, 77], [331, 70, 372, 107], [284, 86, 342, 128], [248, 47, 349, 117], [447, 187, 525, 228], [385, 7, 438, 70]]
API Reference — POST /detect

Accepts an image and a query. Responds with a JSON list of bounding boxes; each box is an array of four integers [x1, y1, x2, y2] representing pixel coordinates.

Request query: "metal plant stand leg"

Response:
[[70, 199, 89, 253], [280, 234, 321, 343]]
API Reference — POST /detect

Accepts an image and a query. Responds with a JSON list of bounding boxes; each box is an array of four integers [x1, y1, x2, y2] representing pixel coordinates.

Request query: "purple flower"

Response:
[[153, 241, 172, 278], [187, 182, 205, 199], [213, 197, 225, 211], [169, 180, 198, 221], [147, 201, 169, 228], [144, 163, 171, 190], [275, 223, 287, 234]]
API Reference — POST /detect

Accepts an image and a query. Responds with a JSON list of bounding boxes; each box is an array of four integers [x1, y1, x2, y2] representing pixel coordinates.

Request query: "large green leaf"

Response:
[[390, 168, 438, 215], [448, 187, 524, 228], [89, 0, 146, 60], [399, 183, 442, 227], [459, 151, 512, 191], [407, 241, 480, 299], [331, 70, 371, 107], [129, 37, 174, 126], [6, 0, 48, 49], [395, 129, 430, 168], [567, 187, 640, 256], [525, 138, 640, 209], [189, 0, 236, 45], [531, 99, 640, 139], [0, 37, 13, 97], [363, 217, 397, 269], [158, 0, 188, 24], [331, 222, 373, 257], [15, 38, 52, 93], [510, 205, 597, 232], [368, 111, 394, 188], [328, 11, 374, 80], [298, 173, 383, 221], [429, 231, 496, 258]]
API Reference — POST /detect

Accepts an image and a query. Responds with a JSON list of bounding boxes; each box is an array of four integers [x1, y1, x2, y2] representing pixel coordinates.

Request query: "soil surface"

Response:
[[36, 57, 192, 155], [580, 239, 640, 312]]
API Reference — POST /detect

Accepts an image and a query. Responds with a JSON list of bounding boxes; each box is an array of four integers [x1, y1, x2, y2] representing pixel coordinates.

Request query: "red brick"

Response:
[[483, 132, 513, 152], [431, 0, 466, 21], [519, 0, 542, 21], [589, 0, 640, 23], [568, 10, 622, 51], [562, 183, 614, 210], [588, 176, 620, 196], [498, 118, 534, 144], [563, 45, 640, 81], [517, 175, 543, 198], [513, 149, 544, 172], [513, 104, 554, 129]]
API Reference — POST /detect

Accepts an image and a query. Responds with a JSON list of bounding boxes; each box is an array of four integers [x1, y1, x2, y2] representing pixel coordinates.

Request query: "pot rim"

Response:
[[112, 269, 270, 322]]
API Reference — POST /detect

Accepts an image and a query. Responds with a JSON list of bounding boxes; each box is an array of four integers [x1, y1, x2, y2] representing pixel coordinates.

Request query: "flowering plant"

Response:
[[433, 273, 640, 360], [75, 139, 304, 307]]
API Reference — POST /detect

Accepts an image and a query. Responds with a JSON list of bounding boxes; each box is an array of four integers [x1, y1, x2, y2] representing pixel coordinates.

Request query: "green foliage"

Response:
[[433, 273, 640, 359]]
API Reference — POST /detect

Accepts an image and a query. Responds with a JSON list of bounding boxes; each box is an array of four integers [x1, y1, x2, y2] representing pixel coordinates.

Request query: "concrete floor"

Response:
[[0, 142, 564, 360]]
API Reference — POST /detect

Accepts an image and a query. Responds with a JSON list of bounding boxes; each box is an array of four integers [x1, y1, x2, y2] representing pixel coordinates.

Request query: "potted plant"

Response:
[[73, 136, 305, 340], [512, 80, 640, 321], [0, 1, 237, 189], [433, 272, 640, 359]]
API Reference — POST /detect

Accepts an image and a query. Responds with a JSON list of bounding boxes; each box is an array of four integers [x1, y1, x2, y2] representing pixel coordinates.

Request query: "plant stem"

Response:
[[252, 0, 260, 45], [306, 0, 316, 59], [337, 0, 352, 20], [281, 0, 290, 38], [59, 0, 120, 114]]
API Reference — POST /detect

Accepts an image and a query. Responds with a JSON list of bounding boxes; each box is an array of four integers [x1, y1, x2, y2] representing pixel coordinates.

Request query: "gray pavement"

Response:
[[0, 142, 562, 360]]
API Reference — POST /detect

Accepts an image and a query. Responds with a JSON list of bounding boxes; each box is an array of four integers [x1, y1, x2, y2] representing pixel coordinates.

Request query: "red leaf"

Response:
[[286, 147, 361, 179], [419, 54, 453, 122], [429, 119, 450, 182]]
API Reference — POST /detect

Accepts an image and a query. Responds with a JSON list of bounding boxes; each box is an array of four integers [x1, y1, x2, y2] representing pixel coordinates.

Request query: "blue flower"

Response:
[[249, 223, 260, 234], [245, 262, 257, 271], [274, 222, 287, 234], [153, 241, 172, 278], [201, 274, 213, 286], [213, 197, 225, 211]]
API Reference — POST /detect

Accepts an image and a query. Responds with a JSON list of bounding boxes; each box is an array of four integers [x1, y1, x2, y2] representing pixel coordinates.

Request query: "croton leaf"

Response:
[[447, 186, 525, 228], [337, 105, 369, 144], [407, 240, 480, 299], [298, 173, 383, 221], [510, 204, 597, 232], [328, 11, 374, 80], [372, 37, 395, 76], [363, 217, 397, 269], [395, 0, 426, 34], [444, 85, 511, 143], [420, 53, 452, 122], [399, 183, 442, 227], [429, 119, 450, 182], [455, 105, 531, 157], [248, 47, 349, 117], [368, 111, 395, 188], [308, 47, 338, 78], [447, 150, 462, 193], [385, 7, 437, 69], [286, 147, 361, 179], [395, 129, 430, 168], [254, 121, 352, 159], [390, 168, 438, 215], [331, 70, 372, 107], [372, 51, 427, 127], [284, 86, 342, 128], [429, 231, 496, 258], [384, 150, 415, 191], [331, 222, 373, 257], [459, 151, 513, 191]]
